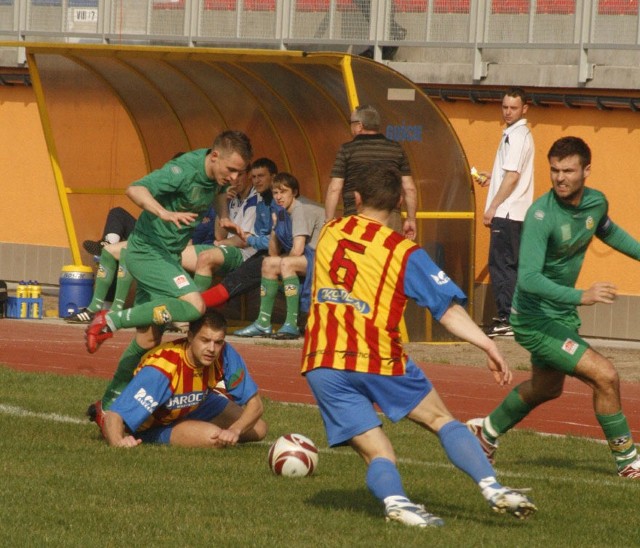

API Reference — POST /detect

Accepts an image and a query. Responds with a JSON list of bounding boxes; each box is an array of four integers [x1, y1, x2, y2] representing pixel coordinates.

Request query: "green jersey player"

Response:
[[85, 131, 252, 424], [468, 136, 640, 479]]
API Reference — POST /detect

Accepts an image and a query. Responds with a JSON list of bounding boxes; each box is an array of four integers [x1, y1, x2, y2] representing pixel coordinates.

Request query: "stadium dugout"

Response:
[[10, 42, 476, 341]]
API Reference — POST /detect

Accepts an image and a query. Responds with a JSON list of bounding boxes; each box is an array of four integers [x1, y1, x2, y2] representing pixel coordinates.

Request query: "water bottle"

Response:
[[29, 280, 41, 318], [16, 280, 26, 298], [16, 280, 28, 318]]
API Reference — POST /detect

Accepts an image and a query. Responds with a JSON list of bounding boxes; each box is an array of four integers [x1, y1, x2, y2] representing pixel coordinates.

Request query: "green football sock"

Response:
[[87, 248, 118, 312], [101, 338, 147, 410], [111, 247, 132, 312], [256, 278, 279, 328], [282, 275, 300, 327], [485, 387, 534, 442], [193, 273, 212, 292], [108, 298, 202, 329], [596, 411, 638, 468]]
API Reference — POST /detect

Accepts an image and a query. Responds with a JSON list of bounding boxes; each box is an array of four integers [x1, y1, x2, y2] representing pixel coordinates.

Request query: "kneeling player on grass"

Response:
[[467, 136, 640, 479], [102, 309, 267, 448], [301, 165, 537, 528]]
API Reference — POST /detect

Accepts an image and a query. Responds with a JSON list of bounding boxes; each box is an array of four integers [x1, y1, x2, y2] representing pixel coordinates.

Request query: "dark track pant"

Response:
[[488, 216, 522, 321]]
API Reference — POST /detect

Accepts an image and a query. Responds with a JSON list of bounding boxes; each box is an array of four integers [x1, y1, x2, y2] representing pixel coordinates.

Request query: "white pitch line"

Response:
[[0, 403, 86, 425], [3, 402, 639, 489]]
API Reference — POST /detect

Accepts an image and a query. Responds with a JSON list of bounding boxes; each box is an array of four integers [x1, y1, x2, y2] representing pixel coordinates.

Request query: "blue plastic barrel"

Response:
[[58, 265, 94, 318]]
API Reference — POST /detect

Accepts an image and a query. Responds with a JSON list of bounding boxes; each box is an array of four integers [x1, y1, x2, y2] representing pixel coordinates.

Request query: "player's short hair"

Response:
[[273, 172, 300, 197], [189, 309, 228, 336], [212, 130, 253, 163], [504, 86, 528, 105], [547, 136, 592, 167], [353, 104, 381, 131], [355, 164, 402, 213], [251, 157, 278, 175]]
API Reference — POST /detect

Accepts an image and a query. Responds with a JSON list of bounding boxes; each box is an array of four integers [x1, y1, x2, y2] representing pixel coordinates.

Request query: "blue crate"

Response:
[[6, 297, 43, 319]]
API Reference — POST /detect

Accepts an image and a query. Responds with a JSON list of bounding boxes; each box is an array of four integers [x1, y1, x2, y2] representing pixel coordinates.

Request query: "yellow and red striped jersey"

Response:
[[111, 338, 259, 434], [134, 339, 222, 429], [302, 215, 419, 376]]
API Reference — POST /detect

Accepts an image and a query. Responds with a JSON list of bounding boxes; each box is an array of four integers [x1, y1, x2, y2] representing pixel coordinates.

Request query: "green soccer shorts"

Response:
[[510, 312, 589, 374], [193, 244, 244, 277], [126, 246, 199, 305]]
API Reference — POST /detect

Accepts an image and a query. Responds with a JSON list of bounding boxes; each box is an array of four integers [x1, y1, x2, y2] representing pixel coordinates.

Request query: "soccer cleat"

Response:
[[85, 310, 113, 353], [485, 487, 537, 519], [272, 323, 300, 340], [485, 321, 514, 338], [466, 418, 498, 464], [385, 500, 444, 528], [233, 322, 272, 338], [64, 308, 95, 324], [82, 239, 106, 257], [618, 458, 640, 479], [86, 400, 106, 438]]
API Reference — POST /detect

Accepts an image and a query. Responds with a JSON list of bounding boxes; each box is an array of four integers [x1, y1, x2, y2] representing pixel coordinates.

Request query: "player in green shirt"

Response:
[[85, 131, 252, 420], [468, 136, 640, 479]]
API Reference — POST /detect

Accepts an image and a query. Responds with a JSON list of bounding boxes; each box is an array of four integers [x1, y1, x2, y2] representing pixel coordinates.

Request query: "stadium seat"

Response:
[[433, 0, 470, 14], [395, 0, 427, 12], [244, 0, 276, 10], [536, 0, 575, 14], [296, 0, 329, 11], [598, 0, 638, 15], [202, 0, 236, 9], [491, 0, 528, 14], [152, 0, 185, 9], [295, 0, 358, 11], [337, 0, 357, 11]]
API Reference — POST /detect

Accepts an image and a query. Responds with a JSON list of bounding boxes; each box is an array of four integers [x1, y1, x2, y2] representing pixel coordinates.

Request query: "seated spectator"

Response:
[[82, 206, 136, 258], [183, 168, 258, 286], [200, 157, 277, 308], [233, 172, 324, 340], [190, 205, 217, 246], [101, 309, 268, 447]]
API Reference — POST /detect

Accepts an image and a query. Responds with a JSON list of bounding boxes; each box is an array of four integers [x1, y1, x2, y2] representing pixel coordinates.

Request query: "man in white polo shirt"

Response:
[[474, 87, 534, 337]]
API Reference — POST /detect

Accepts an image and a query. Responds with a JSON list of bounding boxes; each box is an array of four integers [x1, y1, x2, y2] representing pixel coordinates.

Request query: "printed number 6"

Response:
[[329, 239, 366, 292]]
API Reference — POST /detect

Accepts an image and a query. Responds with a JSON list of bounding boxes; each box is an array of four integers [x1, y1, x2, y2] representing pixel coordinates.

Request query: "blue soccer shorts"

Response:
[[135, 390, 230, 445], [304, 360, 432, 447]]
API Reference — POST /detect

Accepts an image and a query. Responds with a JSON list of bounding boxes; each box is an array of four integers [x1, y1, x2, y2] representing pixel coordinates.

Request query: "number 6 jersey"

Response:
[[302, 215, 466, 376]]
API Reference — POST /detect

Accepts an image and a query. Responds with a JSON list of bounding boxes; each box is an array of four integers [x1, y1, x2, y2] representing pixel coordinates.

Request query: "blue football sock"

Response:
[[366, 457, 406, 502], [438, 420, 496, 483]]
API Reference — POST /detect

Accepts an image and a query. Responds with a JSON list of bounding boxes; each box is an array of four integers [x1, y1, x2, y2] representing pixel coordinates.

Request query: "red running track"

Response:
[[1, 318, 639, 440]]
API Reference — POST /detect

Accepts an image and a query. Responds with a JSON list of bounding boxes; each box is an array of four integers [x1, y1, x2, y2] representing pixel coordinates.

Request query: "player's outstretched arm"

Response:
[[103, 411, 142, 448], [438, 303, 513, 386]]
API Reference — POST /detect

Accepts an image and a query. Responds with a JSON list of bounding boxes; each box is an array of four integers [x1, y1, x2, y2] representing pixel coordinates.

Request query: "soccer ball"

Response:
[[268, 433, 319, 477]]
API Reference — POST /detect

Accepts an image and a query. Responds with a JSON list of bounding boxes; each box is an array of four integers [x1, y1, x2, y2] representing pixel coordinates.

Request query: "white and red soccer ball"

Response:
[[268, 433, 319, 477]]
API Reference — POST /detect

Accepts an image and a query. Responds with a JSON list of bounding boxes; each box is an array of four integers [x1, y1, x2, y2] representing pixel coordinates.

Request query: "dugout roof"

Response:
[[22, 42, 475, 341]]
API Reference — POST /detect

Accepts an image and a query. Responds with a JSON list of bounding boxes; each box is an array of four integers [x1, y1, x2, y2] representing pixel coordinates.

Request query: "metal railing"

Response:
[[2, 1, 640, 79]]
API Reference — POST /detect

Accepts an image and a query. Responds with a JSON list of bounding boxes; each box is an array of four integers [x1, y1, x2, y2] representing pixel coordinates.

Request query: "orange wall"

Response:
[[0, 84, 147, 251], [438, 99, 640, 296], [0, 86, 67, 246]]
